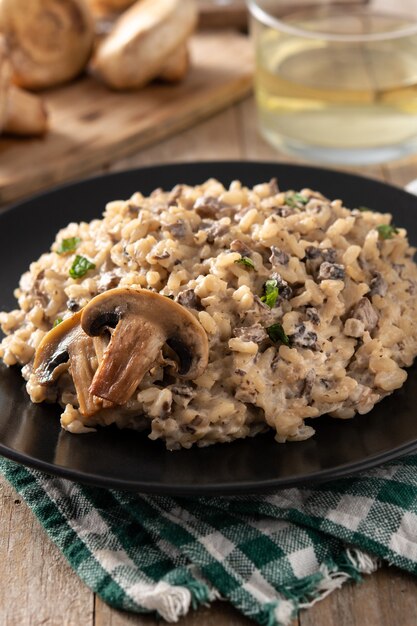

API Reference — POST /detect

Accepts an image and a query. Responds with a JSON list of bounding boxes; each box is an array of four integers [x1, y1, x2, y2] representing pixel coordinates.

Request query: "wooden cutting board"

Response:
[[0, 31, 253, 205]]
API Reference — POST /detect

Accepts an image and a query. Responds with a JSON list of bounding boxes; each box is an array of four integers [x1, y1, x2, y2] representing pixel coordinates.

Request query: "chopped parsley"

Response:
[[57, 237, 81, 255], [261, 278, 279, 308], [53, 318, 63, 328], [234, 256, 255, 270], [357, 206, 371, 212], [376, 224, 399, 240], [267, 323, 290, 346], [285, 192, 309, 208], [69, 255, 96, 279]]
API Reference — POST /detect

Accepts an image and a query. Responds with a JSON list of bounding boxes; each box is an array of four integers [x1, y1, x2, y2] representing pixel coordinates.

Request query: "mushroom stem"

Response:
[[68, 334, 103, 417], [92, 335, 108, 363], [89, 319, 165, 403], [159, 43, 189, 83], [3, 85, 48, 136]]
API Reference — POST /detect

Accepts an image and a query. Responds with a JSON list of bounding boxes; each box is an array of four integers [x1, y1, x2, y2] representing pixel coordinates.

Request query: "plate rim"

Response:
[[1, 160, 417, 494], [2, 158, 416, 219], [1, 436, 417, 494]]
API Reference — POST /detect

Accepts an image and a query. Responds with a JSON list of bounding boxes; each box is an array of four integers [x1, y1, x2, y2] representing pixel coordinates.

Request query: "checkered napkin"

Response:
[[2, 455, 417, 625]]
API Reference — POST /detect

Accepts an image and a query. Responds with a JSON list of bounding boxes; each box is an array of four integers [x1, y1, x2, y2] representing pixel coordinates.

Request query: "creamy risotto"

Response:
[[1, 178, 417, 450]]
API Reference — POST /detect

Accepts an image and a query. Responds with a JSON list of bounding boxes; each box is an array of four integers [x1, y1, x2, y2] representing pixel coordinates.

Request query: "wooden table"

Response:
[[1, 97, 417, 626]]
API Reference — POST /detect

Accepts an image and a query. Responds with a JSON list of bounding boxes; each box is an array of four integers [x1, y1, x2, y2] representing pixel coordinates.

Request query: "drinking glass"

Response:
[[248, 0, 417, 164]]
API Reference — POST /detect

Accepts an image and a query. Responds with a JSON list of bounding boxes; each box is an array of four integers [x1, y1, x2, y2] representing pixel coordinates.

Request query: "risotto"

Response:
[[1, 178, 417, 450]]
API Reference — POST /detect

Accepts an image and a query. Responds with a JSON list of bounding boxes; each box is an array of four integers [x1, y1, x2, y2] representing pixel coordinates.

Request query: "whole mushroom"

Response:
[[81, 288, 209, 405], [0, 37, 47, 136], [0, 0, 95, 90], [90, 0, 197, 90]]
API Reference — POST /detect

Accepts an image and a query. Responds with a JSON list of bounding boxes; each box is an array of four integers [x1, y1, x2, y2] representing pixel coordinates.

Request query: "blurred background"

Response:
[[1, 0, 417, 205]]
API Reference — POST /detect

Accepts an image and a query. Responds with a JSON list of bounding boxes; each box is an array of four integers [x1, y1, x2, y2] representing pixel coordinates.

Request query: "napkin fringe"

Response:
[[129, 581, 192, 621], [298, 548, 378, 608], [251, 548, 379, 626], [132, 568, 220, 622], [106, 547, 379, 625]]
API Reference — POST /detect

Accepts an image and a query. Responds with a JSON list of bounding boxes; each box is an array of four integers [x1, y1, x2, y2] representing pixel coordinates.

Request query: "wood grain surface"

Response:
[[0, 31, 252, 206], [1, 96, 417, 626]]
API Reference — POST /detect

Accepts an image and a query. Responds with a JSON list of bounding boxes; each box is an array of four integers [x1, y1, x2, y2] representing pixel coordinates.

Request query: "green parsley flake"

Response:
[[267, 323, 290, 346], [285, 192, 309, 208], [261, 278, 279, 309], [53, 318, 63, 328], [357, 206, 371, 212], [234, 256, 255, 270], [376, 224, 399, 240], [69, 255, 96, 279], [57, 237, 81, 255]]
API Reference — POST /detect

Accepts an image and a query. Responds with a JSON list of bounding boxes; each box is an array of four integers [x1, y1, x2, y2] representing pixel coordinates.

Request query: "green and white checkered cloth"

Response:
[[2, 454, 417, 625]]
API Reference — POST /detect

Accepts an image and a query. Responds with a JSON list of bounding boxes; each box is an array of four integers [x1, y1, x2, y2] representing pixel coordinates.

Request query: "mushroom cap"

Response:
[[90, 0, 197, 90], [81, 287, 209, 404], [0, 0, 95, 90], [33, 312, 83, 384], [33, 311, 110, 417]]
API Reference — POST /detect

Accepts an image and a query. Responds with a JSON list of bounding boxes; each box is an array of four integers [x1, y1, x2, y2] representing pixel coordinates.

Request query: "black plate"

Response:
[[1, 161, 417, 495]]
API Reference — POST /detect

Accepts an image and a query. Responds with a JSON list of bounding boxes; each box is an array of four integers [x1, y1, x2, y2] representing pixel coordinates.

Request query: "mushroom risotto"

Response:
[[1, 178, 417, 450]]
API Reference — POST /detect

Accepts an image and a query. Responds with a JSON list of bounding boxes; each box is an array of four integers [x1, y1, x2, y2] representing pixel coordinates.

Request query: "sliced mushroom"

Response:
[[351, 297, 378, 332], [90, 0, 197, 90], [33, 313, 104, 417], [81, 287, 209, 405], [0, 0, 94, 90], [0, 36, 47, 136]]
